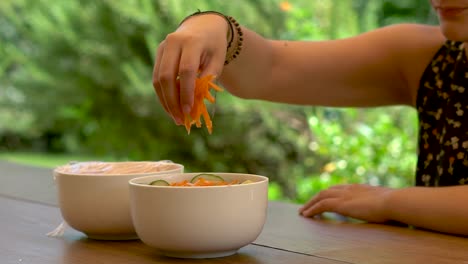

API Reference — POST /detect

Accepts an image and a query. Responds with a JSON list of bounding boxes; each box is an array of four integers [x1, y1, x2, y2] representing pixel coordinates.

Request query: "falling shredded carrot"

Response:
[[170, 177, 239, 187], [180, 75, 223, 134]]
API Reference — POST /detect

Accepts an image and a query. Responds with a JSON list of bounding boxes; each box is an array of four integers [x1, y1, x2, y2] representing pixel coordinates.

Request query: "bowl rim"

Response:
[[129, 172, 269, 189], [53, 161, 184, 177]]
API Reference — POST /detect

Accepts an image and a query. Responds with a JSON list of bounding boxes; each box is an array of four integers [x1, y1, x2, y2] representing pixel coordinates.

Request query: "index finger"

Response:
[[178, 44, 202, 115], [157, 45, 184, 124], [153, 41, 170, 115]]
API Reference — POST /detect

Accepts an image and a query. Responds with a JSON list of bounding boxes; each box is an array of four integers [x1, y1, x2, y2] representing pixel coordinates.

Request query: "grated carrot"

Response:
[[180, 75, 223, 134]]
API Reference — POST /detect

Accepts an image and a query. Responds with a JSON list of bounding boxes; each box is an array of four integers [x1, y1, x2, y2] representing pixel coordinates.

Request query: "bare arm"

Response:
[[300, 184, 468, 236], [220, 24, 445, 107], [154, 15, 445, 123], [385, 185, 468, 235]]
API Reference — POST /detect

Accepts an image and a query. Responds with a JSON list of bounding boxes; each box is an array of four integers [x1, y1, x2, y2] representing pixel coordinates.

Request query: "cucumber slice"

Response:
[[241, 180, 254, 184], [190, 173, 224, 183], [149, 179, 170, 186]]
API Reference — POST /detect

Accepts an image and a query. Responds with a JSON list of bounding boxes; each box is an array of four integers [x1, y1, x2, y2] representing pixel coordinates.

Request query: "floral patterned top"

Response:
[[416, 41, 468, 187]]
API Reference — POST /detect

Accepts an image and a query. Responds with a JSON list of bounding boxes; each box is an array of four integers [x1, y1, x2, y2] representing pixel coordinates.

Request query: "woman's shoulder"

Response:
[[377, 23, 446, 57], [383, 24, 447, 106]]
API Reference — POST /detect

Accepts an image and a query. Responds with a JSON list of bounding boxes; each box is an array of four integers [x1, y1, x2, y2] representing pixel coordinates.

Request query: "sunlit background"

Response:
[[0, 0, 437, 202]]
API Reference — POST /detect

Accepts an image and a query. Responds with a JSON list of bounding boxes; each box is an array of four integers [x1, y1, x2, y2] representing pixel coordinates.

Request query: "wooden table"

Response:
[[1, 161, 468, 264]]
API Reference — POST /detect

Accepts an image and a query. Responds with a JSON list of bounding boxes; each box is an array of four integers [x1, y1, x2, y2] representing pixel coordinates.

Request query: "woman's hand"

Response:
[[299, 184, 394, 223], [153, 14, 229, 125]]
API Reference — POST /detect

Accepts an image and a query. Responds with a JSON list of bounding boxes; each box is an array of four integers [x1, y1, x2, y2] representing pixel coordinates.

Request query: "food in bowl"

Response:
[[54, 161, 184, 240], [129, 172, 269, 259], [148, 173, 254, 186]]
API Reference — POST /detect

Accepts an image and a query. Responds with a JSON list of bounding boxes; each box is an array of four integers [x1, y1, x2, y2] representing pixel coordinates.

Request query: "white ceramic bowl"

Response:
[[129, 172, 269, 259], [54, 161, 184, 240]]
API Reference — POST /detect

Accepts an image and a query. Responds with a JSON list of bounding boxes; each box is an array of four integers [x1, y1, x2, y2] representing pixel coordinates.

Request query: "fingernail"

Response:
[[172, 116, 183, 125], [182, 104, 191, 115]]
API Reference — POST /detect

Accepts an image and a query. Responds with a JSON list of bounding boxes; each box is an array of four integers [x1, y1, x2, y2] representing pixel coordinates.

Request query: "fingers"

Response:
[[157, 37, 184, 125], [299, 184, 390, 222], [178, 43, 203, 115], [301, 198, 340, 218], [153, 29, 226, 124], [153, 41, 170, 115], [299, 188, 341, 215]]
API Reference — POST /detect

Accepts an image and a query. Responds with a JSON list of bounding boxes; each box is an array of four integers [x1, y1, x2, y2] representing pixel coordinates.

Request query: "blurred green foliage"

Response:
[[0, 0, 437, 202]]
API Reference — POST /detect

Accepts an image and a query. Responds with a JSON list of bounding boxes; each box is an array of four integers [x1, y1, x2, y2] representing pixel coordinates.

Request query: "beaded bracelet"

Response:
[[179, 10, 244, 65], [224, 15, 243, 65]]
